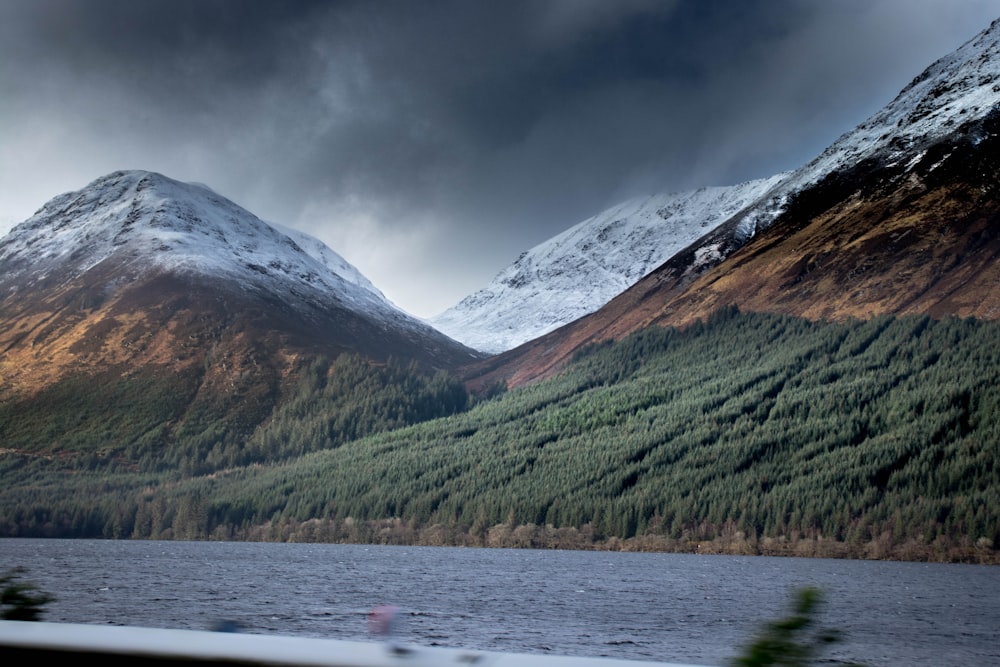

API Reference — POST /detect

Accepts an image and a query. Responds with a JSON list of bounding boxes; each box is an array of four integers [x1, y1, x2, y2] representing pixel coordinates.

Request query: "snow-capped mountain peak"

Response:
[[736, 17, 1000, 242], [0, 170, 466, 349], [429, 173, 787, 353]]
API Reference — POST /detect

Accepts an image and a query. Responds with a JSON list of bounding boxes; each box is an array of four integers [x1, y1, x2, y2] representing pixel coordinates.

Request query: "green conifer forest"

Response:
[[1, 310, 997, 562]]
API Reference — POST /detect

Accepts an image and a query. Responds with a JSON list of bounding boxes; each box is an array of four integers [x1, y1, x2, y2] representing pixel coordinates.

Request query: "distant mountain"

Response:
[[0, 170, 478, 412], [429, 174, 786, 353], [461, 16, 1000, 390]]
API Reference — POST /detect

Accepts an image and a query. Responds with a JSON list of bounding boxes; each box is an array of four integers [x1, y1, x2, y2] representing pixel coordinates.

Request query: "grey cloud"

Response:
[[1, 0, 998, 316]]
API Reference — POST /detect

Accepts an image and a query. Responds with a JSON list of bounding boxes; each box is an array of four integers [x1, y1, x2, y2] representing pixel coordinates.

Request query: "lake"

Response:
[[0, 539, 997, 666]]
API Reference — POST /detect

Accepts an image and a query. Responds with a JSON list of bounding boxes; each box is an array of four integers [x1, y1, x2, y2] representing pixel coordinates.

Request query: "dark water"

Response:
[[1, 539, 997, 666]]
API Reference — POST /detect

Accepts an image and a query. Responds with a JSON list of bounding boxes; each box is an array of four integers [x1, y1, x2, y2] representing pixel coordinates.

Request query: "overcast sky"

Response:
[[1, 1, 998, 317]]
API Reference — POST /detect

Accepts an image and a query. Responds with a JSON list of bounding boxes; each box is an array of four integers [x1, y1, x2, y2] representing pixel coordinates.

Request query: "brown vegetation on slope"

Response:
[[0, 270, 290, 402]]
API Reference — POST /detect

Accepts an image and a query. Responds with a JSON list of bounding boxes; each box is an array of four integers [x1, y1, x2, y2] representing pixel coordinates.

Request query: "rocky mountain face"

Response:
[[0, 171, 478, 422], [460, 17, 1000, 390], [428, 173, 787, 353]]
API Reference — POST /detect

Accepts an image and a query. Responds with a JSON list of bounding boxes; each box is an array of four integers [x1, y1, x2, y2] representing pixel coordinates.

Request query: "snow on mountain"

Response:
[[267, 221, 390, 304], [429, 173, 787, 353], [0, 170, 450, 342], [735, 17, 1000, 242], [430, 18, 1000, 356]]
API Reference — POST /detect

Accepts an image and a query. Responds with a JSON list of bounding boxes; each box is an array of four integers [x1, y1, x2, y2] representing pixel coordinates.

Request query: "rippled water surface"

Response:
[[1, 539, 997, 666]]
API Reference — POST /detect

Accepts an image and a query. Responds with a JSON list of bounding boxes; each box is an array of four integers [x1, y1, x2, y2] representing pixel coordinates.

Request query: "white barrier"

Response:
[[0, 620, 711, 666]]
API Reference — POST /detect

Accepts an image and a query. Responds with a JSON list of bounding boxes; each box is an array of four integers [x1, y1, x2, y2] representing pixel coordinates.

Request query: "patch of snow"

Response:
[[693, 243, 725, 270]]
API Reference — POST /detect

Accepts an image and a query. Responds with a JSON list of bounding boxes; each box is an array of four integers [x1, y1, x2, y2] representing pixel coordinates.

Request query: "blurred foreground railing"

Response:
[[0, 620, 711, 666]]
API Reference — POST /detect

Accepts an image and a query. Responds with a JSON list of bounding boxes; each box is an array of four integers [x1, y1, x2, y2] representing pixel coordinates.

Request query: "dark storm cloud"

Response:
[[1, 0, 998, 315]]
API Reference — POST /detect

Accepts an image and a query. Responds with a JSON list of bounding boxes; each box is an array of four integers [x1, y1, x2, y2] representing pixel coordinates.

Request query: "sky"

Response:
[[1, 1, 998, 318]]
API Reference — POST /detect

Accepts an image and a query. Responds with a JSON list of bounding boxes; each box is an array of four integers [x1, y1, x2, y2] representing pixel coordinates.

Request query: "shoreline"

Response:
[[198, 517, 1000, 565]]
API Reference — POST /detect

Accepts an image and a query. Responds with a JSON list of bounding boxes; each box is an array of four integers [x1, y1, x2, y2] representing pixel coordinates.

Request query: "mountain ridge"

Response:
[[456, 16, 1000, 390], [734, 16, 1000, 244], [429, 173, 788, 353], [435, 18, 1000, 357]]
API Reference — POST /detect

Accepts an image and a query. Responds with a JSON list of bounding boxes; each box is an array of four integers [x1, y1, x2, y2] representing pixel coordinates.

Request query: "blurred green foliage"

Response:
[[730, 587, 867, 667], [1, 567, 55, 621]]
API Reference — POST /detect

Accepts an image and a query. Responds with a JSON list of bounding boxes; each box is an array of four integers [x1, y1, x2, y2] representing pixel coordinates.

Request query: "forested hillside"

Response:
[[0, 354, 473, 475], [2, 310, 997, 562]]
